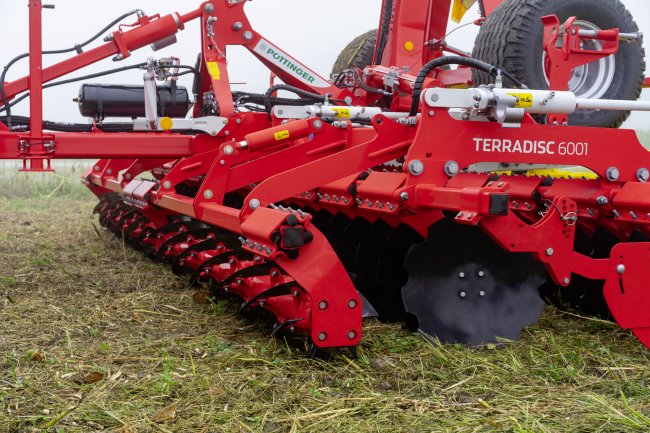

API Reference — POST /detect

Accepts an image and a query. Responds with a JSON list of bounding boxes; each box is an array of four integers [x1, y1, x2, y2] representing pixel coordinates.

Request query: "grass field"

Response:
[[1, 134, 650, 432]]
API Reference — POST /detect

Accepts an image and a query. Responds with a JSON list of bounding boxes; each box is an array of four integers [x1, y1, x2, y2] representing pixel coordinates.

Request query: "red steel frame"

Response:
[[1, 0, 649, 349]]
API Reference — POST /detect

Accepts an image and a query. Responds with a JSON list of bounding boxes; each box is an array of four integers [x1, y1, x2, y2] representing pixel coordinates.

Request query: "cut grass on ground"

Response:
[[0, 197, 649, 433]]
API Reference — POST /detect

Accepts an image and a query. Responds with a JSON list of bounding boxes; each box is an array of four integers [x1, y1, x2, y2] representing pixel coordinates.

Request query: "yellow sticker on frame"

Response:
[[507, 92, 534, 108], [274, 130, 290, 141], [207, 62, 221, 80]]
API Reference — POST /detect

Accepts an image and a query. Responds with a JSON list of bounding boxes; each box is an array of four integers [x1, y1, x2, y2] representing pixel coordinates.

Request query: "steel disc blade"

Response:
[[353, 220, 392, 316], [402, 219, 546, 346], [375, 224, 423, 321]]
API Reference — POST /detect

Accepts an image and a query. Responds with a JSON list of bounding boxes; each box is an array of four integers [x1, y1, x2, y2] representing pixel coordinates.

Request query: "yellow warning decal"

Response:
[[507, 92, 534, 108], [207, 61, 221, 80], [274, 130, 290, 141], [331, 107, 351, 118]]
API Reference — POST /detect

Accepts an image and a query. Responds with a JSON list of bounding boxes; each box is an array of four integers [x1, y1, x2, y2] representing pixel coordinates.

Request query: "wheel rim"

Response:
[[542, 20, 616, 100]]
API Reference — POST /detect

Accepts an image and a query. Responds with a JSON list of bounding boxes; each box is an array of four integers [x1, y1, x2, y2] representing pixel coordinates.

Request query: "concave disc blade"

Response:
[[402, 219, 546, 346]]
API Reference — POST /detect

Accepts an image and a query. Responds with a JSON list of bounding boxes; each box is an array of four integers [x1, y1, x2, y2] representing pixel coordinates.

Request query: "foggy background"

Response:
[[0, 0, 648, 128]]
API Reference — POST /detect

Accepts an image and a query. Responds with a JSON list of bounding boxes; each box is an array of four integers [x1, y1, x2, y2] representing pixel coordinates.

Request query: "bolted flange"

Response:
[[408, 160, 424, 176], [444, 160, 460, 177], [596, 195, 609, 205], [605, 166, 620, 182], [249, 198, 261, 209]]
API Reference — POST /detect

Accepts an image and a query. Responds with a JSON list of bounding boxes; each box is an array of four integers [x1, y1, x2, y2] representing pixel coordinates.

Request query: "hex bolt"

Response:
[[347, 330, 357, 340], [94, 165, 100, 171], [617, 264, 625, 275], [106, 169, 113, 175], [478, 271, 485, 277], [249, 198, 261, 209], [318, 332, 327, 341], [293, 289, 300, 297], [605, 166, 620, 182], [479, 291, 486, 297], [243, 31, 253, 40], [399, 192, 409, 201], [124, 173, 132, 180], [431, 93, 439, 102], [162, 181, 172, 189], [223, 144, 234, 155], [408, 159, 425, 176], [313, 119, 323, 129], [203, 189, 214, 199], [428, 110, 435, 117], [563, 277, 570, 285], [459, 291, 467, 298], [444, 160, 460, 177], [459, 272, 465, 278], [637, 168, 649, 182], [232, 21, 243, 30], [596, 195, 609, 205], [204, 3, 215, 13], [348, 299, 357, 309], [546, 248, 554, 256], [318, 301, 327, 310]]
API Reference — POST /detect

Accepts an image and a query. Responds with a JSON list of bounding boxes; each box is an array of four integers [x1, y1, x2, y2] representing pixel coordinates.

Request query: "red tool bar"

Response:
[[0, 132, 193, 159], [2, 7, 202, 104]]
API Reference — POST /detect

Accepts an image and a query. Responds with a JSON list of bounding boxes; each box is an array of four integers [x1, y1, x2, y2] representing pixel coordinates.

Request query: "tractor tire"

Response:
[[331, 30, 377, 77], [472, 0, 646, 128]]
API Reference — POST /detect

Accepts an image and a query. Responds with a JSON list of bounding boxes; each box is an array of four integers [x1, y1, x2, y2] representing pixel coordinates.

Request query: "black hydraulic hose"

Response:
[[409, 56, 526, 116], [0, 9, 142, 128], [0, 63, 148, 116], [262, 84, 344, 117], [374, 0, 394, 65], [42, 62, 147, 88], [0, 115, 135, 133], [0, 62, 206, 119]]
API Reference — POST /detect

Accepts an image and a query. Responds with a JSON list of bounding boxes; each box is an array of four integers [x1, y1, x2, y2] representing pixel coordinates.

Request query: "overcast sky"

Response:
[[0, 0, 648, 128]]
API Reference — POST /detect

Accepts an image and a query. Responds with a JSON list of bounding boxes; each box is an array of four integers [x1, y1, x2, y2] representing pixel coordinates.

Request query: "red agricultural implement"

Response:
[[1, 0, 650, 354]]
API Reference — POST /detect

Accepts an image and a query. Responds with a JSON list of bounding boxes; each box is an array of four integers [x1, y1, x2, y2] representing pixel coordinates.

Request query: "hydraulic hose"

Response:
[[409, 56, 526, 116], [262, 84, 344, 117], [0, 63, 198, 119], [0, 9, 143, 128], [374, 0, 394, 65]]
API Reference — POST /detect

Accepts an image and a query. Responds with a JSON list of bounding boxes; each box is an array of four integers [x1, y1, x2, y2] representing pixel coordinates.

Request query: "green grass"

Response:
[[0, 161, 92, 199], [0, 196, 648, 433]]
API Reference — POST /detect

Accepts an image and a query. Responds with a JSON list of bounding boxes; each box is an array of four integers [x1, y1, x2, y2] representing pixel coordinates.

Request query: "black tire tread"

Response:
[[472, 0, 645, 128], [331, 30, 378, 77]]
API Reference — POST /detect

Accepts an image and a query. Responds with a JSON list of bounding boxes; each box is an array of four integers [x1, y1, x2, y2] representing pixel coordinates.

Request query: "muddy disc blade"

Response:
[[402, 219, 546, 346]]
